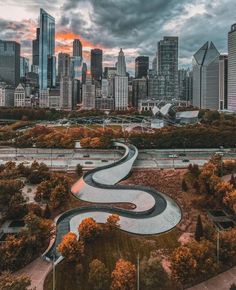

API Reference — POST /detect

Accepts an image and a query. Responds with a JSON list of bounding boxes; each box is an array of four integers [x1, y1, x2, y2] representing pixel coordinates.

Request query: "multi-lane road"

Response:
[[0, 147, 235, 170]]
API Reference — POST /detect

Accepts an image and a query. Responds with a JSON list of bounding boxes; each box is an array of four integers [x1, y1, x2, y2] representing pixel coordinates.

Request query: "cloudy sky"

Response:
[[0, 0, 234, 74]]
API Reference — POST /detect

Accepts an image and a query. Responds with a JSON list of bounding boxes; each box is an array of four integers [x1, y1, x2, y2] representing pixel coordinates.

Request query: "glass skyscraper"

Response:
[[39, 8, 55, 90]]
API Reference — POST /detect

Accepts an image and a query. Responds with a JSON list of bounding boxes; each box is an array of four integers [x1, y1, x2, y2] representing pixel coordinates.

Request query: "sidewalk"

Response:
[[16, 257, 52, 290], [187, 266, 236, 290]]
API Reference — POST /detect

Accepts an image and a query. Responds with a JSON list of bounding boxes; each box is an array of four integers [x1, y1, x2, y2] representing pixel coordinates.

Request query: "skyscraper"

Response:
[[135, 56, 149, 78], [82, 63, 87, 84], [192, 41, 220, 109], [158, 36, 178, 100], [39, 8, 55, 90], [58, 53, 71, 80], [60, 76, 72, 110], [116, 48, 126, 76], [0, 40, 20, 87], [114, 49, 128, 110], [91, 49, 103, 82], [228, 24, 236, 111], [219, 54, 228, 110], [20, 57, 29, 78], [73, 39, 82, 58], [32, 28, 40, 66], [82, 72, 96, 110], [132, 78, 147, 107], [147, 69, 158, 99]]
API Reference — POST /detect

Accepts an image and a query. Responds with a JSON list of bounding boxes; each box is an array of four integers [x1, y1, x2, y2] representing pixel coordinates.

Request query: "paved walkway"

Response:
[[187, 266, 236, 290], [16, 257, 51, 290]]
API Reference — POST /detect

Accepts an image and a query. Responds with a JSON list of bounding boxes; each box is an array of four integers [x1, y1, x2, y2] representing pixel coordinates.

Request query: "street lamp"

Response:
[[137, 252, 140, 290], [52, 254, 56, 290]]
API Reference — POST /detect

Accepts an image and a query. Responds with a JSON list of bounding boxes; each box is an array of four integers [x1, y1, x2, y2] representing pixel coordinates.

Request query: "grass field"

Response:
[[44, 227, 180, 290]]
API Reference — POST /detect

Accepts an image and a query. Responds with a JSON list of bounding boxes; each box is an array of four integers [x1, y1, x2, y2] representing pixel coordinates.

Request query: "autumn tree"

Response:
[[50, 184, 68, 209], [76, 164, 83, 177], [111, 259, 136, 290], [88, 259, 110, 290], [78, 217, 102, 242], [0, 271, 31, 290], [181, 179, 188, 192], [106, 214, 120, 232], [57, 232, 84, 263], [27, 161, 50, 184], [140, 254, 170, 290], [43, 204, 51, 219], [218, 228, 236, 263], [223, 189, 236, 213], [195, 215, 204, 242]]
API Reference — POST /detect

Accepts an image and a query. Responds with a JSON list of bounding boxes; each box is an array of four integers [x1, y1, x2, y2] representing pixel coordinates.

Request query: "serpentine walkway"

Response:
[[43, 142, 182, 263]]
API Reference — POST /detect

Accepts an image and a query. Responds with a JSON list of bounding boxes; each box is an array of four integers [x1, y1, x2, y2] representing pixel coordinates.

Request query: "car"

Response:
[[168, 154, 178, 158], [101, 160, 108, 162], [57, 154, 65, 157], [182, 159, 190, 163], [83, 154, 90, 158], [85, 161, 93, 164], [179, 153, 186, 157]]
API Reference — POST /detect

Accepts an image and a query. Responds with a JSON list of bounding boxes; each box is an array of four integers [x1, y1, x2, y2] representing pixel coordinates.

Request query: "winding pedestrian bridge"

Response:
[[43, 142, 182, 264]]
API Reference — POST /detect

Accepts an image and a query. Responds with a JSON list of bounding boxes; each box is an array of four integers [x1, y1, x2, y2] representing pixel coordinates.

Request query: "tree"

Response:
[[140, 254, 170, 290], [223, 189, 236, 213], [76, 164, 83, 177], [193, 180, 200, 193], [57, 232, 84, 263], [218, 228, 236, 263], [229, 174, 236, 188], [88, 259, 110, 290], [195, 215, 204, 241], [50, 184, 68, 209], [181, 179, 188, 192], [106, 214, 120, 232], [111, 259, 136, 290], [230, 283, 236, 290], [78, 217, 102, 242], [43, 204, 51, 219], [0, 272, 31, 290]]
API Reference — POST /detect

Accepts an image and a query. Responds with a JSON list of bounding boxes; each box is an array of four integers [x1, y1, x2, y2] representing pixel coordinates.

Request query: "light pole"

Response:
[[52, 254, 56, 290], [137, 253, 140, 290], [216, 228, 220, 264]]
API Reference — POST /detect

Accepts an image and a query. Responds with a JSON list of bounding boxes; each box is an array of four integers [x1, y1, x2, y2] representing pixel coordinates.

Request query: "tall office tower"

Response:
[[114, 48, 128, 110], [0, 83, 14, 107], [0, 40, 20, 87], [60, 76, 72, 110], [82, 63, 87, 84], [185, 69, 193, 104], [72, 79, 81, 106], [152, 52, 158, 73], [158, 36, 178, 100], [219, 54, 228, 110], [147, 69, 158, 99], [73, 39, 82, 58], [135, 56, 149, 78], [117, 48, 126, 76], [58, 53, 71, 80], [32, 28, 40, 66], [82, 72, 96, 110], [132, 78, 147, 108], [91, 48, 103, 82], [228, 24, 236, 111], [178, 69, 187, 100], [39, 8, 55, 90], [178, 68, 193, 102], [20, 57, 30, 78], [70, 56, 82, 80], [192, 41, 220, 109]]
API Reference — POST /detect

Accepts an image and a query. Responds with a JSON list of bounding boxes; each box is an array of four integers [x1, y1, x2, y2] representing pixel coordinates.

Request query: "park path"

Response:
[[16, 257, 52, 290], [187, 266, 236, 290]]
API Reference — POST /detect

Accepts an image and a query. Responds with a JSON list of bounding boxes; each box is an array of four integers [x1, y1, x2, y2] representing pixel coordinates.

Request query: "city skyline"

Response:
[[0, 0, 235, 74]]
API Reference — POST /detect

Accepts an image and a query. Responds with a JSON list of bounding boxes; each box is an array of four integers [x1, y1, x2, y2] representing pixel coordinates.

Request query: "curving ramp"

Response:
[[43, 142, 181, 263]]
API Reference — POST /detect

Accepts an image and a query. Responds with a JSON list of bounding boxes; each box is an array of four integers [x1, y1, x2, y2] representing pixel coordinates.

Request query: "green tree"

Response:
[[88, 259, 110, 290], [195, 215, 204, 242]]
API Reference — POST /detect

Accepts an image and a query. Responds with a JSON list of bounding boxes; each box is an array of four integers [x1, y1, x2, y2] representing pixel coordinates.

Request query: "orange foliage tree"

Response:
[[78, 217, 102, 242], [111, 259, 136, 290]]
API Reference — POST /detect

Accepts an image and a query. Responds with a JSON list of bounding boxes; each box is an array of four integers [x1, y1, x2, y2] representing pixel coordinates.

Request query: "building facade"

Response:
[[0, 40, 20, 87], [135, 56, 149, 78], [132, 78, 147, 108], [91, 49, 103, 82], [158, 36, 178, 100], [58, 52, 71, 81], [60, 76, 72, 110], [39, 8, 55, 90], [73, 39, 82, 58], [82, 73, 96, 110], [228, 24, 236, 111], [147, 69, 158, 99], [219, 54, 228, 110], [32, 28, 40, 67], [0, 83, 14, 107], [192, 41, 220, 109]]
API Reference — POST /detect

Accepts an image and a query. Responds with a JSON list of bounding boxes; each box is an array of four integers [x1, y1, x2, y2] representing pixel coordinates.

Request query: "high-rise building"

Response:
[[60, 76, 72, 110], [82, 63, 87, 84], [104, 67, 116, 78], [114, 49, 128, 110], [20, 57, 29, 78], [228, 24, 236, 111], [178, 68, 193, 102], [0, 40, 20, 87], [116, 48, 126, 76], [192, 41, 220, 109], [14, 83, 31, 107], [158, 36, 178, 100], [58, 52, 71, 81], [152, 53, 158, 73], [135, 56, 149, 78], [0, 83, 14, 107], [39, 9, 55, 90], [147, 69, 158, 99], [82, 72, 96, 110], [132, 78, 147, 107], [219, 54, 228, 110], [32, 28, 40, 66], [73, 39, 82, 58], [70, 56, 82, 80], [91, 49, 103, 82]]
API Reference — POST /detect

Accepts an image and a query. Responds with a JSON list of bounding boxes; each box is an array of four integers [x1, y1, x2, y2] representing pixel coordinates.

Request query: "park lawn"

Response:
[[44, 227, 180, 290]]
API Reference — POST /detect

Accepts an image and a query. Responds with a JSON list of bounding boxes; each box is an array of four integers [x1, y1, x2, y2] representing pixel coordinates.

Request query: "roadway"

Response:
[[0, 147, 235, 170]]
